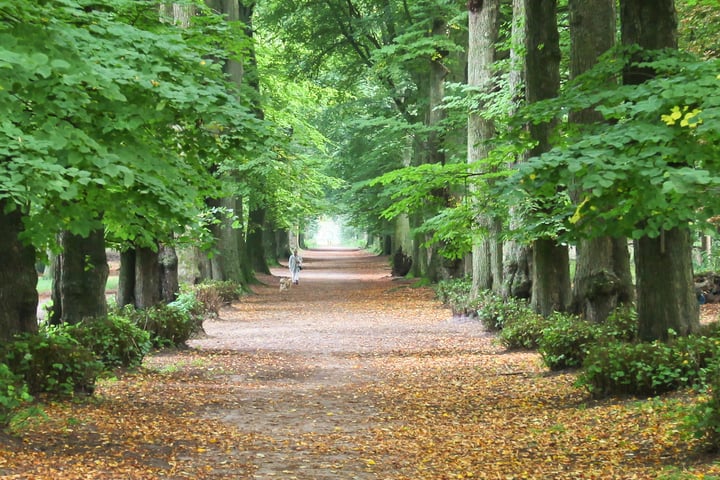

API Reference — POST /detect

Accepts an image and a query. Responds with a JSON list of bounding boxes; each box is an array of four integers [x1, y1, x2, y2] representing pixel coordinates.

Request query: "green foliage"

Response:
[[127, 300, 203, 349], [497, 312, 551, 350], [476, 293, 533, 332], [0, 330, 102, 397], [597, 304, 639, 343], [538, 314, 598, 371], [498, 47, 720, 243], [434, 277, 474, 316], [0, 363, 32, 426], [578, 334, 720, 398], [63, 315, 151, 369], [1, 0, 266, 252], [689, 362, 720, 452]]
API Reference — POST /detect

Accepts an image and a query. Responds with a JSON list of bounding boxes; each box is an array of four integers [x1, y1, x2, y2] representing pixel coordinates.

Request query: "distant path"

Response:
[[191, 248, 486, 354]]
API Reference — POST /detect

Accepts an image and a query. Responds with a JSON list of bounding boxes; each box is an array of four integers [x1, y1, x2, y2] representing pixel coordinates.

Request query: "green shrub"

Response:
[[597, 304, 639, 342], [190, 280, 242, 317], [0, 329, 102, 397], [130, 301, 203, 348], [577, 335, 720, 398], [0, 363, 32, 426], [476, 293, 532, 331], [538, 313, 597, 370], [64, 314, 152, 369], [497, 310, 549, 349], [434, 277, 474, 316], [690, 362, 720, 452]]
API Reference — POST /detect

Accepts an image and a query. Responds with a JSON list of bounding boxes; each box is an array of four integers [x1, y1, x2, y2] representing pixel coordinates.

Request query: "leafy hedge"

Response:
[[0, 285, 228, 426], [0, 329, 103, 398], [64, 314, 151, 369], [578, 333, 720, 398]]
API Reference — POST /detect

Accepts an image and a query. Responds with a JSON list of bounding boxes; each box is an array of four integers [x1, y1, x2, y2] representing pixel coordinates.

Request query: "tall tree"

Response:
[[569, 0, 634, 322], [502, 0, 532, 300], [620, 0, 698, 340], [467, 0, 502, 293], [202, 0, 256, 286], [524, 0, 571, 315]]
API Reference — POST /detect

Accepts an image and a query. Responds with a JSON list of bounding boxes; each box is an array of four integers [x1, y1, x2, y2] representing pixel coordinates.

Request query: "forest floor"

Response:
[[2, 248, 720, 479]]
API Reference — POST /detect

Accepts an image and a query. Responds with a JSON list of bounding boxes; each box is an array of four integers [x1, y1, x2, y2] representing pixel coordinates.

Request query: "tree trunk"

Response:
[[276, 229, 291, 260], [0, 203, 38, 341], [569, 0, 634, 322], [135, 246, 162, 309], [621, 0, 698, 339], [117, 249, 136, 307], [247, 205, 271, 275], [635, 229, 698, 340], [502, 0, 533, 300], [262, 215, 278, 266], [159, 244, 179, 303], [423, 16, 451, 282], [573, 238, 634, 322], [51, 229, 108, 325], [525, 0, 570, 314], [468, 0, 501, 294]]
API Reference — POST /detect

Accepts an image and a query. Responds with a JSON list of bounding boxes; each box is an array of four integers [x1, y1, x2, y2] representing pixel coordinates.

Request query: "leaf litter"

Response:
[[1, 248, 719, 479]]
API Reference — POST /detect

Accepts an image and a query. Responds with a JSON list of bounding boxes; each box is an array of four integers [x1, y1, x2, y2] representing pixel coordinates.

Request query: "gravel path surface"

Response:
[[187, 248, 492, 479]]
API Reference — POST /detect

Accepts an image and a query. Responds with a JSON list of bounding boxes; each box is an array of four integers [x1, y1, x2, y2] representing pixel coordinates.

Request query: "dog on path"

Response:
[[279, 277, 292, 292]]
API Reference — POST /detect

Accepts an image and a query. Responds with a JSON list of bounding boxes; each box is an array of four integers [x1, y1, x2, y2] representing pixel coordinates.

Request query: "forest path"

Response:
[[186, 248, 495, 479], [6, 249, 716, 479]]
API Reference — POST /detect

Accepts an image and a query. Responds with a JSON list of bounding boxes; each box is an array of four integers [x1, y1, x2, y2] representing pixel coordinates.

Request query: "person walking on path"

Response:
[[289, 248, 302, 285]]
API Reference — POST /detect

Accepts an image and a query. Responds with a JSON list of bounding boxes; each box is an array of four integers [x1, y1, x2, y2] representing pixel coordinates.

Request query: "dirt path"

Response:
[[186, 248, 493, 479], [6, 248, 719, 479]]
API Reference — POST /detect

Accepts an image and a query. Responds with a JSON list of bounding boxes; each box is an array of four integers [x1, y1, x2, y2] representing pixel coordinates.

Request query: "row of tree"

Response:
[[0, 0, 336, 341], [263, 0, 720, 340], [3, 0, 719, 344]]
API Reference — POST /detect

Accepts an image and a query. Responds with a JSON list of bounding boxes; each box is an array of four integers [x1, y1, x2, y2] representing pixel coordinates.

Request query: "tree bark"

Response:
[[134, 245, 162, 309], [117, 249, 136, 307], [159, 244, 179, 303], [502, 0, 533, 300], [0, 202, 38, 341], [468, 0, 502, 294], [635, 229, 698, 340], [525, 0, 570, 315], [247, 205, 271, 275], [51, 228, 108, 325], [533, 238, 571, 316], [569, 0, 634, 322], [621, 0, 698, 340]]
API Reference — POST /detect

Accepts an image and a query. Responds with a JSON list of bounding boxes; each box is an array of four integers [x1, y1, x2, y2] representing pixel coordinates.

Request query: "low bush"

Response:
[[192, 280, 243, 316], [538, 313, 598, 370], [597, 304, 639, 342], [129, 301, 203, 348], [0, 329, 102, 397], [577, 335, 720, 398], [476, 293, 533, 331], [0, 362, 32, 426], [64, 314, 152, 369], [434, 277, 474, 316], [497, 311, 550, 350]]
